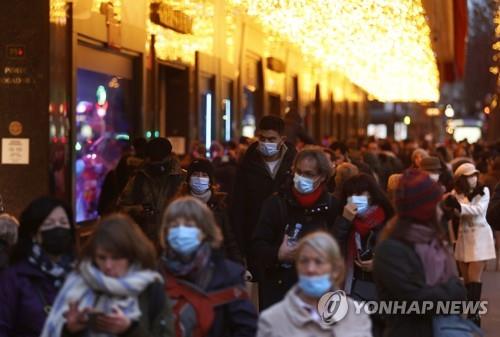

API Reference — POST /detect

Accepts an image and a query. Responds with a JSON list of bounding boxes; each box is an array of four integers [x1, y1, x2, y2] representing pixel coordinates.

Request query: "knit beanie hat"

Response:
[[147, 138, 172, 162], [395, 169, 443, 223], [187, 159, 215, 183]]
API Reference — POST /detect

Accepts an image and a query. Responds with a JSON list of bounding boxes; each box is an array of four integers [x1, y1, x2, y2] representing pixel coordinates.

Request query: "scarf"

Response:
[[162, 242, 212, 280], [345, 206, 385, 293], [28, 243, 74, 288], [40, 260, 163, 337], [405, 223, 457, 286], [191, 189, 212, 204], [292, 185, 325, 208]]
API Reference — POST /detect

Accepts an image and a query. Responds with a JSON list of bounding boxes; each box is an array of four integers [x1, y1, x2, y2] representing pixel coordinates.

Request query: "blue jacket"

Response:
[[0, 259, 60, 337]]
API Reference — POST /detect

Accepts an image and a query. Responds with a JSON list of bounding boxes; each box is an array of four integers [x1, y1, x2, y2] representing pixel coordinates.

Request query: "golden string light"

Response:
[[227, 0, 440, 102], [49, 0, 67, 25]]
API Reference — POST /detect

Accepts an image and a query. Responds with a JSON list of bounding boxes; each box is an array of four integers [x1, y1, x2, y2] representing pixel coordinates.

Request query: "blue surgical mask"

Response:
[[167, 225, 201, 255], [190, 176, 210, 194], [259, 142, 280, 157], [298, 273, 333, 298], [348, 195, 369, 213], [294, 173, 316, 194]]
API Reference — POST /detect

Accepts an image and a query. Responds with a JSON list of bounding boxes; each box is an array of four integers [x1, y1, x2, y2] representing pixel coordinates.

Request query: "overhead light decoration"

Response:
[[50, 0, 67, 25], [226, 0, 440, 102]]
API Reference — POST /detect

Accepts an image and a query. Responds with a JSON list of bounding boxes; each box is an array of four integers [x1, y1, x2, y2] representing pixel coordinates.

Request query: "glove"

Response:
[[444, 195, 461, 213]]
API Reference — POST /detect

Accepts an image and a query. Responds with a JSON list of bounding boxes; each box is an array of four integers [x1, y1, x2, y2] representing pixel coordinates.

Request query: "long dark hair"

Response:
[[454, 174, 485, 199], [11, 196, 75, 263], [379, 214, 445, 244], [341, 173, 394, 219]]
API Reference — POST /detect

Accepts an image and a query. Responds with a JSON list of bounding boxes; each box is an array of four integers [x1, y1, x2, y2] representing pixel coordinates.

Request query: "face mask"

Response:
[[467, 176, 478, 189], [293, 173, 316, 194], [40, 228, 72, 256], [347, 195, 369, 213], [429, 173, 440, 182], [167, 225, 201, 256], [190, 176, 210, 194], [259, 142, 280, 157], [298, 273, 332, 298]]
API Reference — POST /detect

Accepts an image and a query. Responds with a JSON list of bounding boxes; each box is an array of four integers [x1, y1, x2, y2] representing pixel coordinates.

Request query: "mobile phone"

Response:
[[87, 311, 105, 329]]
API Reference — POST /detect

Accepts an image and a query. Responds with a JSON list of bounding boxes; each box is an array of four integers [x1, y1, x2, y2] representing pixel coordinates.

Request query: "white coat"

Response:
[[257, 285, 372, 337], [453, 187, 496, 262]]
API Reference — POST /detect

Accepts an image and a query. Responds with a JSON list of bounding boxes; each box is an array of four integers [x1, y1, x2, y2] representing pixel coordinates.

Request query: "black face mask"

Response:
[[0, 240, 8, 268], [40, 228, 72, 256]]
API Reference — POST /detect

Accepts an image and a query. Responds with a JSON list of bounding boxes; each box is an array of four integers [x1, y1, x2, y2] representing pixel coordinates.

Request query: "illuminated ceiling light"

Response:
[[227, 0, 440, 102], [403, 116, 411, 125], [50, 0, 67, 25], [444, 104, 455, 118]]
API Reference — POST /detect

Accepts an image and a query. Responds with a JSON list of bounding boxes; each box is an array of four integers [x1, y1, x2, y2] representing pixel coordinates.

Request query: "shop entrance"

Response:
[[159, 64, 190, 142]]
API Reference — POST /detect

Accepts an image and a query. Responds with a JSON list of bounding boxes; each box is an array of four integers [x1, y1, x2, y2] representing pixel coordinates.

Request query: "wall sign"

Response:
[[150, 3, 193, 34], [1, 138, 29, 164]]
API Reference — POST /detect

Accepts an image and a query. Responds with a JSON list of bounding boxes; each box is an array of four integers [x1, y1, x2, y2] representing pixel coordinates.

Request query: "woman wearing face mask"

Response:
[[177, 159, 243, 264], [160, 197, 257, 337], [40, 214, 173, 337], [443, 163, 496, 326], [253, 146, 340, 310], [333, 173, 394, 337], [257, 231, 372, 337], [0, 196, 75, 337]]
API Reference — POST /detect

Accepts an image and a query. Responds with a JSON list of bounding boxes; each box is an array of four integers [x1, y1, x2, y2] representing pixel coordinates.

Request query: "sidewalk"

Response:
[[482, 262, 500, 336]]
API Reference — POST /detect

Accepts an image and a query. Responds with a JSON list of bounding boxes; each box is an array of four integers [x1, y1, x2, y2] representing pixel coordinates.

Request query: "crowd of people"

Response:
[[0, 114, 499, 337]]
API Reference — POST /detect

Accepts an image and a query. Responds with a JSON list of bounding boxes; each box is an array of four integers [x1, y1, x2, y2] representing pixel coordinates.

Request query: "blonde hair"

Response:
[[0, 213, 19, 246], [161, 196, 222, 249], [295, 231, 345, 286]]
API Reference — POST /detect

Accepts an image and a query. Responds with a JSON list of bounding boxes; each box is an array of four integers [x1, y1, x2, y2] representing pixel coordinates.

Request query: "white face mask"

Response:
[[347, 195, 369, 213], [259, 142, 280, 157], [429, 173, 440, 182], [190, 176, 210, 194], [467, 176, 478, 189], [293, 173, 316, 194]]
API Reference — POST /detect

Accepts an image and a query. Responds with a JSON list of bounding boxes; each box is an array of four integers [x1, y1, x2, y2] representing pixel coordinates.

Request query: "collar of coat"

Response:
[[283, 285, 333, 331], [281, 187, 332, 215]]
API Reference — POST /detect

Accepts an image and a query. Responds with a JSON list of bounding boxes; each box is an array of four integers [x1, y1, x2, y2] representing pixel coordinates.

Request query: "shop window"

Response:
[[74, 68, 132, 222]]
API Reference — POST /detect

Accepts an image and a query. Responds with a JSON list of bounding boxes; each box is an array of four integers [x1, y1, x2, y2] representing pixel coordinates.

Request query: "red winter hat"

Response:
[[395, 169, 443, 223]]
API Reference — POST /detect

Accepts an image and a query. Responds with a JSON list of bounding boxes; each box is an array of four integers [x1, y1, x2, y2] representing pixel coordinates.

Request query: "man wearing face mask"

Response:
[[176, 159, 243, 264], [231, 116, 296, 280], [252, 146, 340, 310]]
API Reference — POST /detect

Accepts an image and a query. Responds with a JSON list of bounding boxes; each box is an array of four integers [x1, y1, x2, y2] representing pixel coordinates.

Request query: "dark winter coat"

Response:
[[61, 282, 174, 337], [487, 182, 500, 231], [207, 192, 244, 265], [230, 141, 296, 271], [252, 187, 340, 310], [0, 259, 60, 337], [165, 251, 258, 337], [373, 238, 466, 337], [117, 155, 185, 243]]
